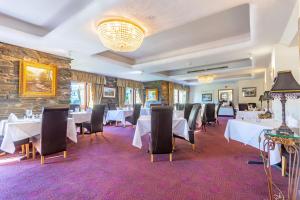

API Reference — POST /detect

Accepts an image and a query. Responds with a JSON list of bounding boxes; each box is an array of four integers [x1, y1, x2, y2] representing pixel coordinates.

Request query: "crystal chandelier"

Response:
[[96, 19, 145, 52], [197, 75, 215, 83]]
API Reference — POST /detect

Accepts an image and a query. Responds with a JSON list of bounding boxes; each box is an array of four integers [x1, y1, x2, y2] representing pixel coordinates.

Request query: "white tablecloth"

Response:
[[106, 110, 133, 125], [236, 111, 265, 121], [224, 119, 281, 165], [70, 112, 92, 123], [0, 118, 77, 154], [140, 108, 150, 116], [218, 106, 234, 116], [133, 115, 189, 148]]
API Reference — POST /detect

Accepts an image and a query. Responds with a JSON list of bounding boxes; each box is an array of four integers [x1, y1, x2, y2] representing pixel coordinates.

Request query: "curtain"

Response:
[[92, 84, 103, 105], [117, 78, 144, 89], [71, 70, 106, 84], [118, 87, 126, 107], [168, 82, 174, 106]]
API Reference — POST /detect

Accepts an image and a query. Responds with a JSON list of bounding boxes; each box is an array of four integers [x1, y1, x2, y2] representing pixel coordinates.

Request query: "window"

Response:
[[174, 89, 187, 104], [135, 89, 142, 104], [125, 87, 134, 105], [174, 89, 179, 104], [179, 90, 187, 104], [70, 82, 93, 110]]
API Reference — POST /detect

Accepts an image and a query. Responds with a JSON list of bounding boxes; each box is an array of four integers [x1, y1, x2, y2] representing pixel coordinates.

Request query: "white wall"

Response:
[[237, 78, 265, 106], [189, 81, 238, 104]]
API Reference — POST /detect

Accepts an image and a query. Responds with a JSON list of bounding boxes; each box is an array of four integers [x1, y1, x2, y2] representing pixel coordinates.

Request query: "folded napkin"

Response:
[[287, 115, 299, 128], [7, 113, 18, 122]]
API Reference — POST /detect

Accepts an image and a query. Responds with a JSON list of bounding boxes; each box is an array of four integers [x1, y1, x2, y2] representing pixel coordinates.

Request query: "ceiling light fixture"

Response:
[[96, 19, 145, 52], [197, 75, 215, 83]]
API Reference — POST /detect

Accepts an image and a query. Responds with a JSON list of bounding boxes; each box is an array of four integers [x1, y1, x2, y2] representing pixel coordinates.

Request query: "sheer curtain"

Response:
[[117, 78, 144, 107]]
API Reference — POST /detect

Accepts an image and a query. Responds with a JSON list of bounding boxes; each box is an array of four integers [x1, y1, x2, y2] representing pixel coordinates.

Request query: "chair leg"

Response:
[[41, 156, 45, 165], [169, 153, 173, 162], [63, 151, 67, 159], [192, 144, 195, 151], [21, 145, 25, 155], [25, 144, 30, 159], [282, 156, 287, 176], [32, 145, 36, 160], [150, 154, 154, 162], [172, 138, 176, 150]]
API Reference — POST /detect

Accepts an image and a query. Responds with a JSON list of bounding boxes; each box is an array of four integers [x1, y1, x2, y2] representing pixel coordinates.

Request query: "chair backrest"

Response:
[[150, 106, 173, 154], [188, 104, 201, 130], [132, 104, 142, 125], [203, 103, 216, 123], [216, 103, 222, 117], [108, 103, 117, 110], [69, 104, 80, 111], [90, 104, 105, 133], [248, 103, 257, 108], [41, 107, 69, 156], [238, 103, 248, 111], [184, 103, 194, 121]]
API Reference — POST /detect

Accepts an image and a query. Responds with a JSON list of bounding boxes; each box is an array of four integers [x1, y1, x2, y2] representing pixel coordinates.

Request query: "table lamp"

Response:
[[262, 91, 273, 115], [259, 95, 264, 108], [270, 71, 300, 135]]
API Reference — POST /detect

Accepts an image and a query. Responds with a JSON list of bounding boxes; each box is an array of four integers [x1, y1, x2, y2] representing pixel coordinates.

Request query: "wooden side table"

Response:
[[260, 129, 300, 200]]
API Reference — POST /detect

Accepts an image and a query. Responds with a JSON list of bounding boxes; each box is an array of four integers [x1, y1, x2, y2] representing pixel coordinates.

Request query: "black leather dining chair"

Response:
[[248, 103, 257, 109], [32, 107, 69, 164], [238, 103, 248, 111], [70, 104, 80, 112], [108, 103, 117, 110], [183, 103, 194, 122], [82, 104, 105, 139], [201, 103, 217, 131], [125, 104, 141, 126], [174, 104, 201, 151], [149, 106, 173, 162]]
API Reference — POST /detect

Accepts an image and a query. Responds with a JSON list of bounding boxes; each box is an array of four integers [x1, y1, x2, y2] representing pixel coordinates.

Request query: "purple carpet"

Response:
[[0, 118, 287, 200]]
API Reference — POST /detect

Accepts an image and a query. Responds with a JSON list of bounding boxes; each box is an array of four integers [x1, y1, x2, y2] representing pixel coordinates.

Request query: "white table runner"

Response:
[[132, 115, 189, 149], [224, 119, 281, 165], [0, 118, 77, 154]]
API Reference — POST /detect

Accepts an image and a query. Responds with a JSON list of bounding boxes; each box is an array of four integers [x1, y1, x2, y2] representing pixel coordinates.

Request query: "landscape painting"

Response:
[[103, 87, 116, 98], [202, 93, 212, 102], [19, 61, 57, 97], [146, 89, 158, 101], [242, 87, 257, 97]]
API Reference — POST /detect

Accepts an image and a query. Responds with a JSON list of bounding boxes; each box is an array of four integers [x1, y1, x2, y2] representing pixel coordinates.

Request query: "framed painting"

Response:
[[103, 87, 116, 98], [19, 61, 57, 97], [202, 93, 212, 102], [242, 87, 257, 97], [146, 88, 158, 101], [218, 89, 233, 102]]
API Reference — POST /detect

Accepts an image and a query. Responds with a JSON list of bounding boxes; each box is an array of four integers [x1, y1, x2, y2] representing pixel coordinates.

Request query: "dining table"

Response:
[[132, 115, 189, 148], [70, 111, 92, 124], [0, 118, 77, 154], [235, 110, 265, 121], [106, 109, 133, 127], [224, 118, 282, 165]]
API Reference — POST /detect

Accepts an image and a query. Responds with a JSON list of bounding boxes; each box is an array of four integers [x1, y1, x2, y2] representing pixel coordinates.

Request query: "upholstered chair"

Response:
[[248, 103, 257, 109], [32, 107, 69, 164], [125, 104, 142, 126], [149, 106, 173, 162], [174, 104, 201, 151], [201, 103, 217, 131], [108, 103, 117, 110], [69, 104, 80, 111], [82, 104, 105, 139], [183, 103, 194, 122], [238, 103, 248, 111]]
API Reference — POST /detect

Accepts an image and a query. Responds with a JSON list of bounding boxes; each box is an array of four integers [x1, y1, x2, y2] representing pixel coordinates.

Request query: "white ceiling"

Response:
[[0, 0, 297, 84]]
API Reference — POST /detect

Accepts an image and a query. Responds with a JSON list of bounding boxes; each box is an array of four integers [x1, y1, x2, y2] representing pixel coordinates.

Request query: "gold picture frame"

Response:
[[146, 88, 158, 101], [19, 61, 57, 97]]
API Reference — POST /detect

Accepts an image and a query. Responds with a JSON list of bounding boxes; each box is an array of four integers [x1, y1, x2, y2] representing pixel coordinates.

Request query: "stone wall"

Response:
[[0, 42, 71, 119], [102, 76, 118, 106], [143, 80, 170, 105]]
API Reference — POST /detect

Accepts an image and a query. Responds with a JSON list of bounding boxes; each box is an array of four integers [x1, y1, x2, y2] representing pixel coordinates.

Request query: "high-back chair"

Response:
[[238, 103, 248, 111], [183, 103, 194, 121], [201, 103, 217, 131], [32, 107, 69, 164], [248, 103, 257, 109], [82, 104, 105, 138], [125, 104, 142, 126], [149, 106, 173, 162], [69, 104, 80, 112], [174, 104, 201, 151], [108, 103, 117, 110]]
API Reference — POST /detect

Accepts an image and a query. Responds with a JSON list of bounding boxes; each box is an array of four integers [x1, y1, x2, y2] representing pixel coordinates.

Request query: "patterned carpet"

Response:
[[0, 118, 287, 200]]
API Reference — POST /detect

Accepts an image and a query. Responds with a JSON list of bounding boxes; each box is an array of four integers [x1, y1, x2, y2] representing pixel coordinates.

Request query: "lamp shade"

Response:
[[262, 91, 273, 100], [259, 95, 264, 101], [270, 71, 300, 94]]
